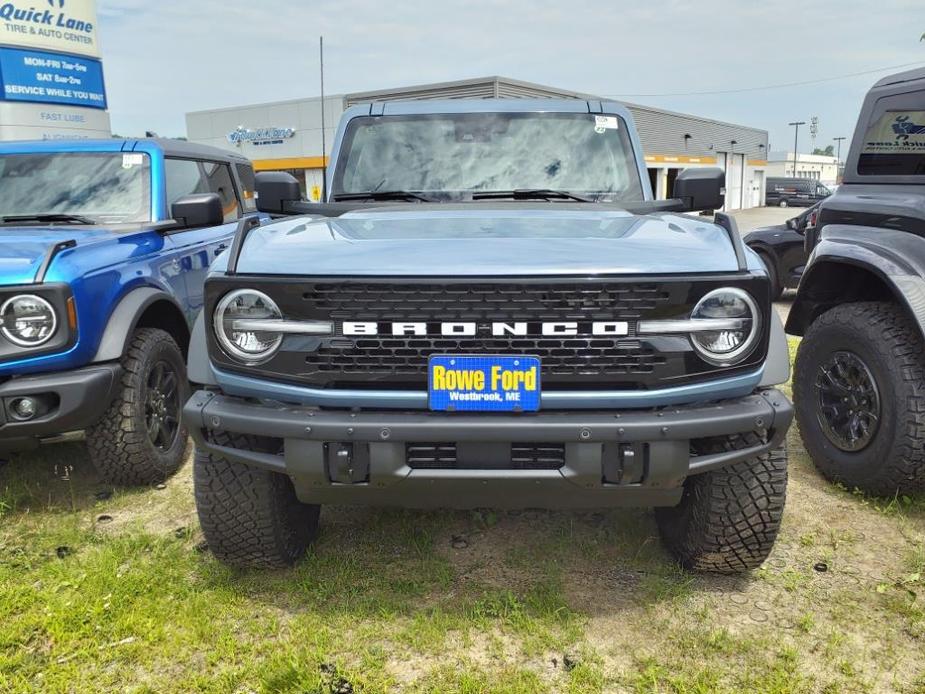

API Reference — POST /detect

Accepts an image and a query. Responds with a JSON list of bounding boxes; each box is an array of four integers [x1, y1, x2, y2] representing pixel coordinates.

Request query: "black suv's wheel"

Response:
[[194, 434, 321, 568], [86, 328, 189, 486], [655, 434, 788, 574], [779, 199, 789, 208], [793, 302, 925, 494]]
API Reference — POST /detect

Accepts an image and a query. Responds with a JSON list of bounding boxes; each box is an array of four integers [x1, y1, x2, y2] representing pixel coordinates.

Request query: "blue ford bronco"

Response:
[[0, 138, 258, 484], [184, 100, 794, 572], [788, 68, 925, 495]]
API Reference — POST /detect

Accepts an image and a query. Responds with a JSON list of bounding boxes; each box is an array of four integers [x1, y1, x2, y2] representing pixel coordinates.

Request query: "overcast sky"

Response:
[[98, 0, 924, 155]]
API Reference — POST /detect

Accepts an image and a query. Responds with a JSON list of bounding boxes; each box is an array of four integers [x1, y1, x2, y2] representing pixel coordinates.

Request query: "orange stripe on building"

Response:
[[253, 156, 329, 171]]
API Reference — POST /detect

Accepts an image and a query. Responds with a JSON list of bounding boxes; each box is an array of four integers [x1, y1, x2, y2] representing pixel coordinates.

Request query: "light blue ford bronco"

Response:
[[183, 100, 794, 572]]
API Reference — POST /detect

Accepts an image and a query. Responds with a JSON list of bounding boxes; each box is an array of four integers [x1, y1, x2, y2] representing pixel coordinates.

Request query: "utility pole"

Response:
[[789, 121, 806, 177], [833, 136, 846, 183], [319, 36, 327, 202]]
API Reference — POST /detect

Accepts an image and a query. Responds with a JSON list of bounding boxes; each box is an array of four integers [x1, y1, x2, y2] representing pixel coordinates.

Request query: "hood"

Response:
[[235, 206, 741, 276], [0, 226, 113, 285]]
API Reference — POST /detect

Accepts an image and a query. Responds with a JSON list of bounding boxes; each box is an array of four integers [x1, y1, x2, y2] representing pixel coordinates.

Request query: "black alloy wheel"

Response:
[[145, 360, 182, 452], [814, 350, 881, 453]]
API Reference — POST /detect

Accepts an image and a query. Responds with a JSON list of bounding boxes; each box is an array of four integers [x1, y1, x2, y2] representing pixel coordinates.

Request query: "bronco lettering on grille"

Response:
[[342, 321, 630, 337]]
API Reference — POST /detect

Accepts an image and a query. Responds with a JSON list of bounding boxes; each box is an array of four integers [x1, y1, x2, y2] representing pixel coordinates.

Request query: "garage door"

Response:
[[726, 153, 745, 211]]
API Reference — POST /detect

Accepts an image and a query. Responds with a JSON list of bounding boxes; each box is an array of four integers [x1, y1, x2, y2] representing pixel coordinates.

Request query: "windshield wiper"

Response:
[[471, 189, 593, 202], [0, 213, 98, 225], [332, 191, 434, 202]]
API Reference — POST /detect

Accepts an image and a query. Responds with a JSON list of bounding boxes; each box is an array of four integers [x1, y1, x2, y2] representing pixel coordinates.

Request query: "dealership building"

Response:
[[767, 151, 841, 188], [186, 76, 770, 209], [0, 0, 110, 140]]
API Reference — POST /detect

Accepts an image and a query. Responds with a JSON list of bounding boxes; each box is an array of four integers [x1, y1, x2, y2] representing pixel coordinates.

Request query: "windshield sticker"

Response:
[[594, 115, 620, 134], [122, 153, 145, 169], [863, 111, 925, 154]]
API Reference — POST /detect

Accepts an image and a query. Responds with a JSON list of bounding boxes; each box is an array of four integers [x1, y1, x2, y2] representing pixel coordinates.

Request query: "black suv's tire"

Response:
[[756, 251, 783, 301], [193, 435, 321, 568], [655, 434, 788, 574], [86, 328, 189, 486], [793, 301, 925, 495]]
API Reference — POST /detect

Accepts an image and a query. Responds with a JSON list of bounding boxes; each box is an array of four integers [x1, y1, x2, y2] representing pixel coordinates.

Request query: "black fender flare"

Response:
[[785, 225, 925, 337], [92, 287, 188, 363]]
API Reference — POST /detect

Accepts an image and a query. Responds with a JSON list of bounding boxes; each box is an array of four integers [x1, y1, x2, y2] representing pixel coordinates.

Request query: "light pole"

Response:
[[833, 136, 846, 183], [789, 121, 806, 177]]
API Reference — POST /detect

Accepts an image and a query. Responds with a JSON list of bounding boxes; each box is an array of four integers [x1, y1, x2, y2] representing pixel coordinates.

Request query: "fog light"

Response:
[[10, 397, 38, 421]]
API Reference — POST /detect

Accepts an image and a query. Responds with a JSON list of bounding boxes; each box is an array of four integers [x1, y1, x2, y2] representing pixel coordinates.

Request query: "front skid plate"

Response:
[[184, 389, 792, 509]]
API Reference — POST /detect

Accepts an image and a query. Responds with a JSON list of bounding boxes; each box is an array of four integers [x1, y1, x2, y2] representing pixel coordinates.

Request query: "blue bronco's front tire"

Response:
[[86, 328, 189, 486]]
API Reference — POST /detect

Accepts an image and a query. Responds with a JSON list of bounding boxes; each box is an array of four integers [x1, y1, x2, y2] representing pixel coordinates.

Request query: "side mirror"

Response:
[[171, 193, 223, 229], [672, 167, 725, 212], [255, 171, 302, 214], [786, 218, 798, 230]]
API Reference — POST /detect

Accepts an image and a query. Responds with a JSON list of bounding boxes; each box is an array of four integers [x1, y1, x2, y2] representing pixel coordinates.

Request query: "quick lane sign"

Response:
[[0, 0, 100, 58], [863, 111, 925, 154], [0, 47, 106, 109]]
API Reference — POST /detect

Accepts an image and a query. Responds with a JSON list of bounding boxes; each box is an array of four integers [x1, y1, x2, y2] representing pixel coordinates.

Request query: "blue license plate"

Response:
[[428, 355, 541, 412]]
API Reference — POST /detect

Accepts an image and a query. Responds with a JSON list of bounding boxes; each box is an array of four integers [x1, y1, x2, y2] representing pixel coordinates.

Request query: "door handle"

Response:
[[214, 243, 228, 256]]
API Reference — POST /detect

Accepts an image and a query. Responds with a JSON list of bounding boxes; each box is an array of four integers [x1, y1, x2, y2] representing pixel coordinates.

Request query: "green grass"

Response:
[[2, 345, 925, 691]]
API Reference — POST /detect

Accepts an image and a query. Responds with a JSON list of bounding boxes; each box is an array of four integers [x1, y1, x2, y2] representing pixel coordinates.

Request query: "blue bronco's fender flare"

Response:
[[92, 287, 187, 363], [786, 225, 925, 338]]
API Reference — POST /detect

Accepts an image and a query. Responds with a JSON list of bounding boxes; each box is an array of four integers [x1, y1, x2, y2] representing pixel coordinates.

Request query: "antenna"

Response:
[[319, 36, 327, 202]]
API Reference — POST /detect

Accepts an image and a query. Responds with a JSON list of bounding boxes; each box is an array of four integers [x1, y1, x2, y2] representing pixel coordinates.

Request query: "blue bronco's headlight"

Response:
[[213, 289, 284, 364], [689, 288, 760, 366], [1, 294, 57, 347]]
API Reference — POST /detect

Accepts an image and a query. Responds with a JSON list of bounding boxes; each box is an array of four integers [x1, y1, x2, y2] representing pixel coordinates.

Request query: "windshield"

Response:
[[332, 112, 645, 202], [0, 152, 152, 224]]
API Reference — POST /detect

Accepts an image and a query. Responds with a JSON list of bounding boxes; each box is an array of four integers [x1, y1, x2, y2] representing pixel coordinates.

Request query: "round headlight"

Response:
[[690, 288, 760, 366], [1, 295, 57, 347], [214, 289, 283, 364]]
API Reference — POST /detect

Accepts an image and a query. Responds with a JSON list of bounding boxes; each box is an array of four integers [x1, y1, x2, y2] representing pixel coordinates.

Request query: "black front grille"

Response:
[[406, 442, 566, 470], [306, 337, 666, 378], [307, 281, 671, 321], [297, 281, 680, 387], [204, 276, 771, 392]]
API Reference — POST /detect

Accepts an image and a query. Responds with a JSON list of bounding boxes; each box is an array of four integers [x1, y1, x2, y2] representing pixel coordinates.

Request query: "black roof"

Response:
[[145, 138, 250, 163], [873, 67, 925, 88]]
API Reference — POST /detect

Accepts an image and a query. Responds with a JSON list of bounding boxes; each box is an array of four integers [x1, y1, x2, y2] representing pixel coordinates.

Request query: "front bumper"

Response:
[[184, 388, 793, 509], [0, 363, 122, 453]]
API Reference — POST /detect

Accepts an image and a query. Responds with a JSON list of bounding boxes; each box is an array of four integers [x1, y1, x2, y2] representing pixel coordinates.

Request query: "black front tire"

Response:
[[793, 302, 925, 494], [779, 199, 789, 208], [656, 434, 788, 574], [86, 328, 189, 486], [194, 434, 321, 569]]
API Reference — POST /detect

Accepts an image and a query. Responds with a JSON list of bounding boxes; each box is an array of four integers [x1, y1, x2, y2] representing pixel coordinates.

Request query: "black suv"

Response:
[[745, 202, 820, 300], [787, 67, 925, 494]]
